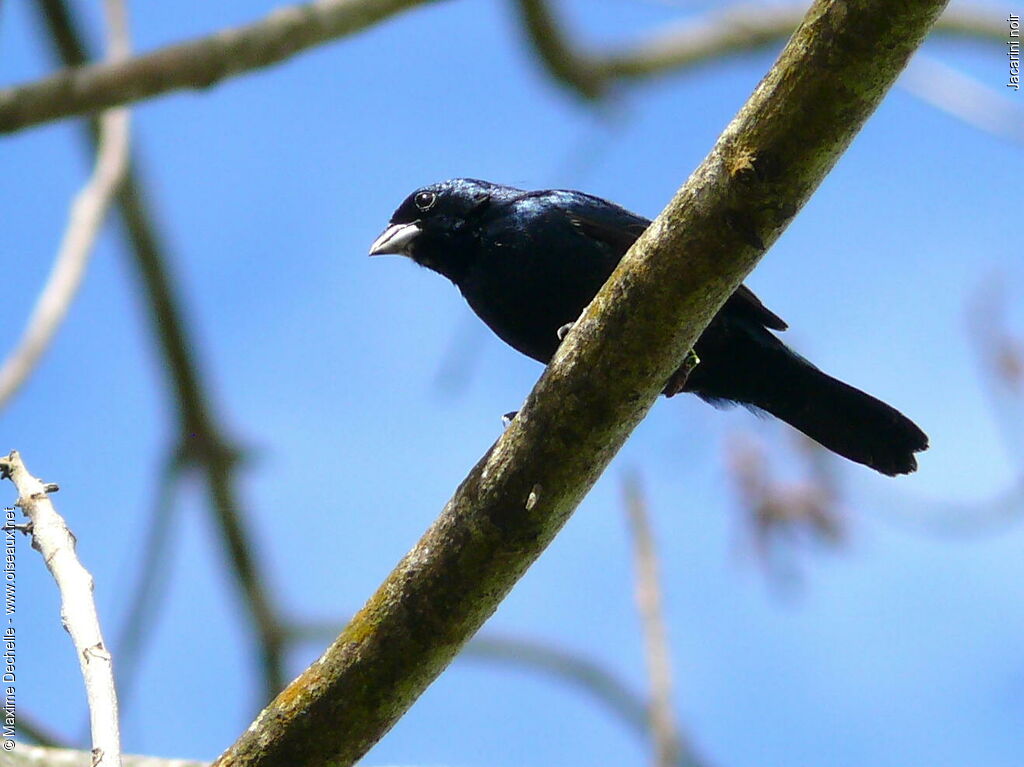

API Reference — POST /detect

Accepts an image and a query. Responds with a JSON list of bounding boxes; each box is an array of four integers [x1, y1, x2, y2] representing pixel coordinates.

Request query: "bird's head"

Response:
[[369, 178, 500, 282]]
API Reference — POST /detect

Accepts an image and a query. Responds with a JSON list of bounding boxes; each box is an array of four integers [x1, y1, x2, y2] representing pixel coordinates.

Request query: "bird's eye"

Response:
[[414, 191, 437, 211]]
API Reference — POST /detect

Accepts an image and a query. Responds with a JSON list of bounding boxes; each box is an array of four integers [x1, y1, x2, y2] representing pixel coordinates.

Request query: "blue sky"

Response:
[[2, 1, 1023, 765]]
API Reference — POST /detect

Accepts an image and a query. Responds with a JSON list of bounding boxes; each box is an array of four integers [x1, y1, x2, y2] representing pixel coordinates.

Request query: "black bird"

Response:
[[369, 179, 928, 476]]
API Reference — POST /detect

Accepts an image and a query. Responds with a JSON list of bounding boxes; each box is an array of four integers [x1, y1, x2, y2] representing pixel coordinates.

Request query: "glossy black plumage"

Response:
[[370, 179, 928, 475]]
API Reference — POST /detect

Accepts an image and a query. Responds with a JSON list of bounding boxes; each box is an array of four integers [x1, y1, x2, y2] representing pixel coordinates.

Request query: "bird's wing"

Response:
[[728, 284, 787, 331], [566, 207, 650, 255], [558, 194, 788, 332]]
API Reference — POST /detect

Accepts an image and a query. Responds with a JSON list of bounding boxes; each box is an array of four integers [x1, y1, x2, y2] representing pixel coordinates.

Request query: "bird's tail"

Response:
[[688, 339, 928, 476]]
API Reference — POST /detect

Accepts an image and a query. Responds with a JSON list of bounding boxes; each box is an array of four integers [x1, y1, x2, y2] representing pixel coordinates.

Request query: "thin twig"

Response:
[[0, 2, 1004, 134], [33, 0, 289, 701], [0, 0, 131, 408], [0, 101, 126, 407], [461, 634, 650, 736], [727, 434, 843, 587], [623, 473, 689, 767], [1, 452, 122, 767]]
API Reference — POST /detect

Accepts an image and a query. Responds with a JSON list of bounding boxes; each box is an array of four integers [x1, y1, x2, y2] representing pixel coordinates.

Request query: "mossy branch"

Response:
[[211, 1, 949, 765]]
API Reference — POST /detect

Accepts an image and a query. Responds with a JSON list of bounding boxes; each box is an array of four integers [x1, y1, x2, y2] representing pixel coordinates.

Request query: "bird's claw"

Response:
[[556, 322, 574, 341], [664, 350, 700, 397], [501, 411, 518, 428]]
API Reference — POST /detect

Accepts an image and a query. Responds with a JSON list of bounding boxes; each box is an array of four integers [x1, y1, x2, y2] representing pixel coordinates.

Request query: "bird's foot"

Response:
[[664, 350, 700, 397], [501, 411, 518, 428], [556, 322, 574, 342]]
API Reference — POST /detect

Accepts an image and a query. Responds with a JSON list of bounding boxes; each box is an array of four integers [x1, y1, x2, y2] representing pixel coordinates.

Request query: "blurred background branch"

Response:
[[901, 53, 1024, 143], [3, 0, 1018, 763], [846, 277, 1024, 538], [0, 3, 1008, 134], [2, 0, 434, 134], [968, 276, 1024, 459], [513, 0, 606, 99], [623, 473, 692, 767], [727, 433, 843, 587], [289, 619, 654, 744], [588, 3, 1008, 86], [32, 0, 288, 702], [0, 0, 130, 408]]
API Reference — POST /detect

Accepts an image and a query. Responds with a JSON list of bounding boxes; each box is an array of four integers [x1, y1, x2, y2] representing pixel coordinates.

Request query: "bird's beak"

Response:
[[368, 222, 422, 257]]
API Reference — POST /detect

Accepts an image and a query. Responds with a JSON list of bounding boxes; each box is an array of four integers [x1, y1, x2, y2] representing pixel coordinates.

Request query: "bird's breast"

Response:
[[457, 230, 612, 364]]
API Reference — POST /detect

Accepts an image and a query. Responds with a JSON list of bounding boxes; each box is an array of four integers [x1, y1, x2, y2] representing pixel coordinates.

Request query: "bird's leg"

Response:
[[664, 350, 700, 397], [558, 305, 592, 343]]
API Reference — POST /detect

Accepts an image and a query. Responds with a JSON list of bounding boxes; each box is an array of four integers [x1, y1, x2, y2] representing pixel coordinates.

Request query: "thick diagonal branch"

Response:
[[212, 2, 950, 765]]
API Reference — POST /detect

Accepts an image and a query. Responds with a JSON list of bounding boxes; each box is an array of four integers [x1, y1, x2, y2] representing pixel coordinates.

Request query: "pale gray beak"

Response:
[[368, 222, 422, 256]]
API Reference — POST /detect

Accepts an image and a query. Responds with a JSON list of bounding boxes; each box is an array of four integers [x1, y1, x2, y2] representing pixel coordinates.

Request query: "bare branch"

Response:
[[212, 2, 950, 765], [32, 0, 290, 700], [521, 1, 1020, 146], [514, 2, 1005, 99], [1, 452, 122, 767], [513, 0, 604, 99], [0, 2, 1002, 134], [460, 633, 650, 738], [0, 0, 132, 408], [623, 473, 690, 767], [901, 53, 1024, 143], [727, 433, 843, 585], [594, 3, 1007, 84], [0, 0, 434, 134]]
